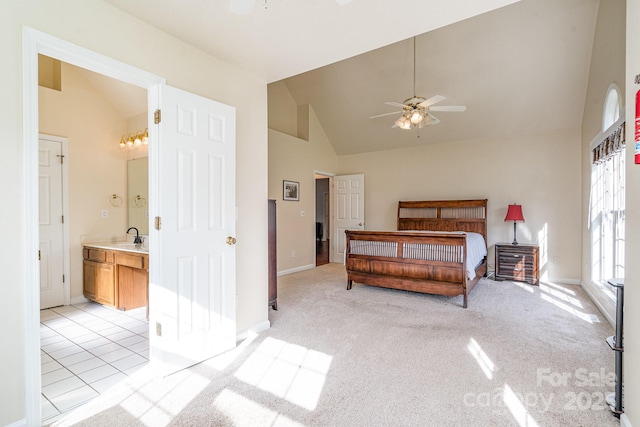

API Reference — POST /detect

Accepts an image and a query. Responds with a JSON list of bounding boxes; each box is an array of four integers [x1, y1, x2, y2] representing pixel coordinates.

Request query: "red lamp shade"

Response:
[[504, 204, 525, 222]]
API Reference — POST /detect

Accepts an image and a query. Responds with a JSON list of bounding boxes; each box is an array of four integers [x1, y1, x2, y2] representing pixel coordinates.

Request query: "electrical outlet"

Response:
[[300, 210, 305, 217], [101, 209, 108, 219], [156, 322, 162, 336], [291, 250, 296, 257]]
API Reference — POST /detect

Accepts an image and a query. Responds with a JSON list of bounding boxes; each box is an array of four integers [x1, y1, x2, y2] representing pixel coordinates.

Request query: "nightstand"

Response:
[[495, 243, 539, 285]]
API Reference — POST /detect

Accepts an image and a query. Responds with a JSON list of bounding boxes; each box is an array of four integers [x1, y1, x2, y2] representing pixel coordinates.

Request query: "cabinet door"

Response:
[[83, 260, 97, 301], [94, 262, 115, 306], [117, 264, 148, 310]]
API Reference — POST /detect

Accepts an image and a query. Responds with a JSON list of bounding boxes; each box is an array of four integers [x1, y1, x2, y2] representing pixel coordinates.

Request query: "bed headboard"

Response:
[[397, 199, 488, 243]]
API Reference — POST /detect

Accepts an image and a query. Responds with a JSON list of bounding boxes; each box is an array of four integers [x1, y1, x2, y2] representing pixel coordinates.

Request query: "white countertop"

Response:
[[83, 242, 149, 254]]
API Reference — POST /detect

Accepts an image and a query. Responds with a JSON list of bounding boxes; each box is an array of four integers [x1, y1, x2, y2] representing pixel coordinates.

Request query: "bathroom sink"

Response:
[[112, 242, 148, 252]]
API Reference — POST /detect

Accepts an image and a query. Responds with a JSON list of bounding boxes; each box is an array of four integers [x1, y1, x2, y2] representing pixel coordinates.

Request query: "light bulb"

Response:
[[142, 129, 149, 145], [410, 111, 423, 124]]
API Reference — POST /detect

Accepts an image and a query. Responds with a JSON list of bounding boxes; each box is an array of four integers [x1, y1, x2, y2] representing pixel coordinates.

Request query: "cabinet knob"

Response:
[[226, 236, 237, 245]]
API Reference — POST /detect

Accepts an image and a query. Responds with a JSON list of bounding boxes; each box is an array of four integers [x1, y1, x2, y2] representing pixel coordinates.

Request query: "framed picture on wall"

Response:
[[283, 180, 300, 201]]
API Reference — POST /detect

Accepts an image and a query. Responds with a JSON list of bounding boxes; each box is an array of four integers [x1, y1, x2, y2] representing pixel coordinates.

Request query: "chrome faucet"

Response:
[[127, 227, 143, 244]]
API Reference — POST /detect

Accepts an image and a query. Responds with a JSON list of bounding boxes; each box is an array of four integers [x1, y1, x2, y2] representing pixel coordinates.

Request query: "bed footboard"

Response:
[[345, 230, 485, 308]]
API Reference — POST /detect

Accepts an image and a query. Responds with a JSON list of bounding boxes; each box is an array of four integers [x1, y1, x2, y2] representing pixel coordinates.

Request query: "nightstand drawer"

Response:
[[498, 253, 535, 267]]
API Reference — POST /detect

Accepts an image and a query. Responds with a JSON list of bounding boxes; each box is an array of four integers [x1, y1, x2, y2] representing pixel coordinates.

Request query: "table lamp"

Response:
[[504, 204, 525, 245]]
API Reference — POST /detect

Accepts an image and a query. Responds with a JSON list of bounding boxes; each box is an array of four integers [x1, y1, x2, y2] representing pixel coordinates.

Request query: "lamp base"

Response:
[[512, 222, 519, 245]]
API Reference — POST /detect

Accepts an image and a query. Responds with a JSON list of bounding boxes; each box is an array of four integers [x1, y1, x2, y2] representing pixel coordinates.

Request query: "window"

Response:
[[602, 84, 620, 130], [590, 85, 624, 287]]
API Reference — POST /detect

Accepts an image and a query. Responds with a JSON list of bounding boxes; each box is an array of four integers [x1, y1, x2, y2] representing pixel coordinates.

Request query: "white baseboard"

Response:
[[277, 263, 315, 276], [621, 413, 632, 427], [4, 418, 26, 427], [547, 278, 581, 285], [580, 280, 616, 327], [236, 320, 270, 343]]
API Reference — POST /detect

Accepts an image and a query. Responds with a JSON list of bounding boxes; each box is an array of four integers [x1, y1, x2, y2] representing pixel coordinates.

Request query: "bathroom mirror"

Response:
[[127, 157, 149, 235]]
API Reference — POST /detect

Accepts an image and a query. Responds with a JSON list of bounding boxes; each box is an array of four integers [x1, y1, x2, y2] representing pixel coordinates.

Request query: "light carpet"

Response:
[[54, 263, 620, 426]]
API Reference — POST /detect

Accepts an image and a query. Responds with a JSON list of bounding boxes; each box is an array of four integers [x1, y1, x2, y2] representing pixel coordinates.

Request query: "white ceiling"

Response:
[[94, 0, 600, 155], [281, 0, 600, 154], [104, 0, 521, 83]]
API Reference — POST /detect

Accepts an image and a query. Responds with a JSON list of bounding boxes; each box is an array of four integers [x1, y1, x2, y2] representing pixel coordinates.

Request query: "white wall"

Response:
[[0, 1, 268, 425], [337, 128, 582, 281], [624, 1, 639, 425]]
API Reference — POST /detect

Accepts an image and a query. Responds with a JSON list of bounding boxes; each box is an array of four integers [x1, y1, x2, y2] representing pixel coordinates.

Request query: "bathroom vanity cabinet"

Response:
[[83, 245, 148, 311]]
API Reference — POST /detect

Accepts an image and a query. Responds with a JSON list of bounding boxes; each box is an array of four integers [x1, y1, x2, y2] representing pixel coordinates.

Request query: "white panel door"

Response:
[[152, 85, 236, 372], [39, 138, 65, 309], [333, 174, 364, 262]]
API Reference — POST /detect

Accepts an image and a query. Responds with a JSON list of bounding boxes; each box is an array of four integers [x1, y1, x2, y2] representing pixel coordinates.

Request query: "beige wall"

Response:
[[268, 87, 338, 273], [624, 1, 639, 425], [268, 81, 299, 139], [337, 128, 582, 281], [580, 0, 626, 323], [39, 62, 130, 300], [0, 1, 268, 424]]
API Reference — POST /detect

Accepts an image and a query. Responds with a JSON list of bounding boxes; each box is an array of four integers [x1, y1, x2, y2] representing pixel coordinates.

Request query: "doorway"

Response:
[[37, 58, 151, 422], [25, 28, 238, 425], [23, 28, 165, 425], [315, 173, 331, 266]]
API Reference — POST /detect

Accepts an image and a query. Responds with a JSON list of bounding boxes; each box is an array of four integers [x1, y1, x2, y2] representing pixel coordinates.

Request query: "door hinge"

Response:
[[155, 216, 162, 230], [154, 109, 161, 124], [61, 215, 64, 224], [38, 250, 41, 261], [62, 275, 65, 283], [57, 154, 65, 164]]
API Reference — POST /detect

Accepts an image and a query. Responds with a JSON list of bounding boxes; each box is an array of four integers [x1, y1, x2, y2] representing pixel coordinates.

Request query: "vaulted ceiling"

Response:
[[101, 0, 600, 155]]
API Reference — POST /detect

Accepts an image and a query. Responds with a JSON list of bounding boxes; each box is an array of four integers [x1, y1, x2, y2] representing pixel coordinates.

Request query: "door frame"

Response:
[[22, 27, 165, 425], [39, 133, 71, 308]]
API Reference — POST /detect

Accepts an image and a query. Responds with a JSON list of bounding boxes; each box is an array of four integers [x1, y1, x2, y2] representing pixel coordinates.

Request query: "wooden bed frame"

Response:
[[345, 199, 488, 308]]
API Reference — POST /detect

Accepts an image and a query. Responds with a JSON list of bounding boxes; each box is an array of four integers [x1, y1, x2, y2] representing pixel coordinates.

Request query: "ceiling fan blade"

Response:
[[430, 105, 467, 112], [384, 101, 407, 109], [229, 0, 255, 15], [418, 95, 446, 108], [369, 111, 403, 119], [425, 113, 440, 125]]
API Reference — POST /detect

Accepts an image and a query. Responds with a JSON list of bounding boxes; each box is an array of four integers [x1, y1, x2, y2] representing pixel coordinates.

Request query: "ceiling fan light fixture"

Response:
[[370, 36, 466, 131]]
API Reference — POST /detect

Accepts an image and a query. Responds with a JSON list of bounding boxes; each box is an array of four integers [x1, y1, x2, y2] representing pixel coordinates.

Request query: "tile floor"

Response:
[[40, 302, 149, 424]]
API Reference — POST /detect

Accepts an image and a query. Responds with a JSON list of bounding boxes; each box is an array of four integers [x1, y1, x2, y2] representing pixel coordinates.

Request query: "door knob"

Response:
[[358, 222, 363, 227], [226, 236, 237, 245]]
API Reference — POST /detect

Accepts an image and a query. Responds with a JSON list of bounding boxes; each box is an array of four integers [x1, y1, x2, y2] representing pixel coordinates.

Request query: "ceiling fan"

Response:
[[230, 0, 354, 15], [370, 37, 466, 130]]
